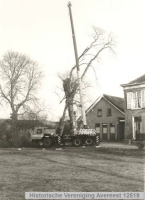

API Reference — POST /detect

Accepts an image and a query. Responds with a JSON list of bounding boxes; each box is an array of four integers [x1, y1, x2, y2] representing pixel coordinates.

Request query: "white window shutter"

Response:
[[127, 92, 133, 109], [141, 90, 145, 108]]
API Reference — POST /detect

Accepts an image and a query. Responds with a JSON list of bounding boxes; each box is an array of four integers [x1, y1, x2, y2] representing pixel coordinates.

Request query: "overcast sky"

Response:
[[0, 0, 144, 120]]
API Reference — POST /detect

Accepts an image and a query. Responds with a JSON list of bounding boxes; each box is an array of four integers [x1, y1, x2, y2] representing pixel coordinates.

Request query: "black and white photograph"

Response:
[[0, 0, 144, 200]]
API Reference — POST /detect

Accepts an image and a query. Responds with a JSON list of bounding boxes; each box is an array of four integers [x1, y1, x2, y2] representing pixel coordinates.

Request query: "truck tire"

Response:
[[85, 137, 94, 146], [72, 138, 82, 147], [43, 138, 52, 147]]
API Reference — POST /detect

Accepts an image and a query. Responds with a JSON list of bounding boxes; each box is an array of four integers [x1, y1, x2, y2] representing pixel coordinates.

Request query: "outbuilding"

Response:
[[79, 94, 125, 141]]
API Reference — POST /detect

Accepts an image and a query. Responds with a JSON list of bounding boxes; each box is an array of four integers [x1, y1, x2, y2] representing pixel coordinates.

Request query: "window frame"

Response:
[[97, 109, 102, 117], [132, 91, 141, 109], [110, 123, 115, 134], [127, 90, 144, 110], [107, 108, 112, 116], [141, 90, 145, 108]]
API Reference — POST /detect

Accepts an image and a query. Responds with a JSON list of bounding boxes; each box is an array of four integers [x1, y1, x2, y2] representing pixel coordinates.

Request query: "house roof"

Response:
[[121, 74, 145, 87], [84, 94, 125, 117], [103, 94, 125, 112]]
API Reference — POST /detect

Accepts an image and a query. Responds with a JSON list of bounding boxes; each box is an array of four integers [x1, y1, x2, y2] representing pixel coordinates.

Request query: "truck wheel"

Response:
[[72, 138, 82, 147], [85, 137, 94, 146], [43, 138, 52, 147]]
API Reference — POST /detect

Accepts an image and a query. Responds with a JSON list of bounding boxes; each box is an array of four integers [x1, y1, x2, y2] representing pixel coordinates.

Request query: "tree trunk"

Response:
[[11, 112, 19, 147], [62, 77, 78, 135], [67, 97, 75, 135], [58, 104, 68, 136]]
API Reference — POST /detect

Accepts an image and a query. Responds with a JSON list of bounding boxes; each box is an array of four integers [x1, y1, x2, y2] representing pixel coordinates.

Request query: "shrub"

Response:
[[0, 140, 13, 148]]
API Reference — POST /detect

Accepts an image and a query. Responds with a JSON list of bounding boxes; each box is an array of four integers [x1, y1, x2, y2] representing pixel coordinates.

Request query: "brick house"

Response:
[[121, 74, 145, 141], [80, 94, 125, 141]]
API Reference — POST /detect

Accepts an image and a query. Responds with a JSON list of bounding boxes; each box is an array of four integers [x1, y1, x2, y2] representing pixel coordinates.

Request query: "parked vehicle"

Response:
[[30, 126, 100, 147]]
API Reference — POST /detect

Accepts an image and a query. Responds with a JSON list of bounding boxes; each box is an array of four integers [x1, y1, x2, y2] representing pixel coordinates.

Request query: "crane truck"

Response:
[[30, 126, 100, 147], [30, 2, 100, 148]]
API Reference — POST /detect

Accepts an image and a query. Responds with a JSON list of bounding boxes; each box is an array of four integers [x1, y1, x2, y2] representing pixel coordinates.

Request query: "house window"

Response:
[[107, 108, 112, 116], [95, 123, 100, 134], [36, 129, 42, 134], [110, 123, 115, 134], [133, 91, 141, 109], [127, 90, 144, 109], [97, 109, 102, 117], [142, 90, 145, 108]]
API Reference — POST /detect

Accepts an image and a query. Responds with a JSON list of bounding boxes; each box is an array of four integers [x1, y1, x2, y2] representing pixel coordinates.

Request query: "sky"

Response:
[[0, 0, 144, 120]]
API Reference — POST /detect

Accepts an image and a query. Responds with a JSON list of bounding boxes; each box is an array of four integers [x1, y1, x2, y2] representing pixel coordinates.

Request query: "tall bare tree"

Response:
[[57, 27, 116, 134], [0, 51, 43, 143], [57, 72, 91, 135]]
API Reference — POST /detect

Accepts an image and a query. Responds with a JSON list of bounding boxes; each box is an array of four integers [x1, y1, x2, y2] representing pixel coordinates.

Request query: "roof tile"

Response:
[[103, 94, 124, 112], [129, 74, 145, 84]]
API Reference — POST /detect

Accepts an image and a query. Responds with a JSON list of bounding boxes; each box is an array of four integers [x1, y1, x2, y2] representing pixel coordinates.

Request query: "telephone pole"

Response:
[[67, 1, 87, 126]]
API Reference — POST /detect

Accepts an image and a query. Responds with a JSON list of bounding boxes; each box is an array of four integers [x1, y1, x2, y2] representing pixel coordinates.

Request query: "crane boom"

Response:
[[67, 1, 87, 126]]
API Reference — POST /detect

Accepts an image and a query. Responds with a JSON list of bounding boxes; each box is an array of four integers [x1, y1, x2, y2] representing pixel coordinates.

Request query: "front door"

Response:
[[102, 124, 108, 140], [110, 123, 116, 141], [118, 121, 125, 140], [134, 117, 142, 140]]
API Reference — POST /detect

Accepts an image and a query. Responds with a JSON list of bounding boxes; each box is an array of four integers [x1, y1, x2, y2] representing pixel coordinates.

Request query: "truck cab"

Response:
[[30, 127, 56, 142]]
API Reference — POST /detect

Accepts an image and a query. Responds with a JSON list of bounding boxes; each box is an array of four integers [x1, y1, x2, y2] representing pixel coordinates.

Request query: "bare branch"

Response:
[[0, 51, 43, 119], [56, 26, 116, 133]]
